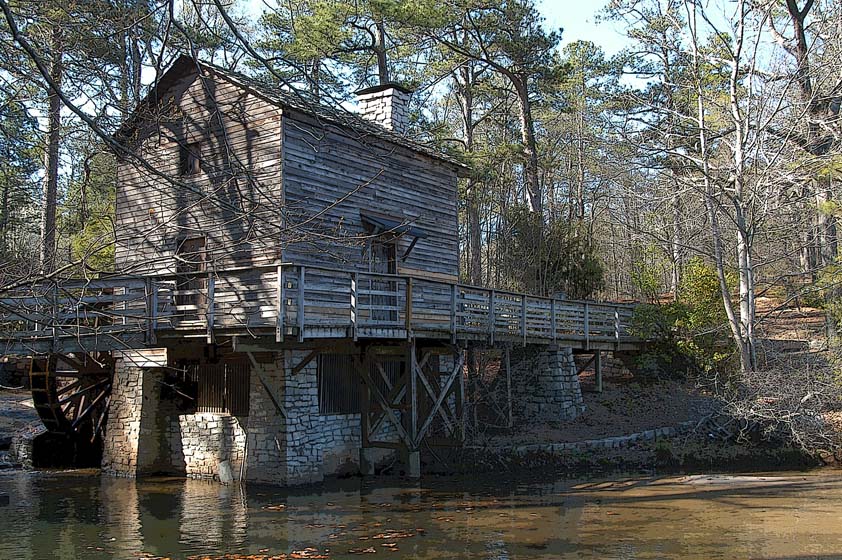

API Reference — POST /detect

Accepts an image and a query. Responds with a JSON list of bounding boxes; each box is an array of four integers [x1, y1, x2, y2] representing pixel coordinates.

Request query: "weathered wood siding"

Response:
[[115, 69, 283, 275], [281, 109, 460, 281]]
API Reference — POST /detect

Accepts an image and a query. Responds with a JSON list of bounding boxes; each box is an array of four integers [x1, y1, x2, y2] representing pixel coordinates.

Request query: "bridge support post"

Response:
[[595, 351, 603, 393], [509, 345, 584, 424], [406, 450, 421, 479], [357, 341, 464, 480]]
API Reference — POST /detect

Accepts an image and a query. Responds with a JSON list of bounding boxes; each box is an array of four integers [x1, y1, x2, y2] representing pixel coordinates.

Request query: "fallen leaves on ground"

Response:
[[370, 531, 414, 540], [184, 548, 328, 560]]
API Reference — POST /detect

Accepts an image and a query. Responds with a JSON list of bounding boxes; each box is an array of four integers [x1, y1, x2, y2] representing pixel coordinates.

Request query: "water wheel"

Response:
[[29, 354, 113, 442]]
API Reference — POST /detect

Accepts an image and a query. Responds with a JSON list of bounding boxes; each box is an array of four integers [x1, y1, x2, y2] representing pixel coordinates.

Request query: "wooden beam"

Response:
[[450, 284, 457, 344], [404, 277, 413, 338], [297, 266, 306, 342], [350, 272, 357, 341], [291, 349, 319, 376], [256, 371, 288, 420], [505, 346, 513, 429], [206, 276, 215, 344], [595, 350, 603, 393], [113, 348, 168, 368], [409, 342, 418, 447], [416, 351, 464, 444], [413, 358, 455, 432], [584, 302, 590, 351], [354, 353, 412, 446], [276, 264, 284, 343], [576, 353, 597, 375]]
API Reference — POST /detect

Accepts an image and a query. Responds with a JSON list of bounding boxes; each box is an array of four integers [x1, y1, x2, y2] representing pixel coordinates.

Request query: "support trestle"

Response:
[[355, 340, 465, 478]]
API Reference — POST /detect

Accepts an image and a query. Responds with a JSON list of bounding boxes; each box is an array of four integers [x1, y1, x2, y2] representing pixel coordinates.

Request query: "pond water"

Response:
[[1, 469, 841, 559]]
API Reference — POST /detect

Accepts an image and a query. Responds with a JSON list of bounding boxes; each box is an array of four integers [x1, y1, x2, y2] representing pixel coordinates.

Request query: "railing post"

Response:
[[276, 264, 284, 343], [51, 283, 58, 353], [145, 278, 153, 343], [584, 302, 590, 351], [206, 276, 215, 344], [150, 281, 158, 345], [350, 272, 357, 341], [614, 307, 620, 347], [121, 284, 127, 326], [405, 277, 413, 338], [450, 284, 457, 344], [551, 298, 557, 344], [298, 266, 305, 342], [521, 296, 527, 346], [489, 289, 496, 345]]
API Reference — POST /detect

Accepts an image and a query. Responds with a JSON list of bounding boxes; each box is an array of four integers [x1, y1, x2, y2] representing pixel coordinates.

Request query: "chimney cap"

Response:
[[355, 82, 414, 96]]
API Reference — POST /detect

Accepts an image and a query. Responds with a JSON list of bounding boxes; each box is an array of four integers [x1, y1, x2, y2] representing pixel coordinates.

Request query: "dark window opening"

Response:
[[179, 141, 202, 175], [317, 353, 402, 415], [367, 240, 398, 323], [175, 236, 206, 310], [318, 354, 360, 414], [186, 362, 250, 416]]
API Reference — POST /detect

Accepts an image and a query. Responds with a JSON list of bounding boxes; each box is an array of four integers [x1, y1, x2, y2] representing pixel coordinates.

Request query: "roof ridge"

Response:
[[194, 58, 468, 171]]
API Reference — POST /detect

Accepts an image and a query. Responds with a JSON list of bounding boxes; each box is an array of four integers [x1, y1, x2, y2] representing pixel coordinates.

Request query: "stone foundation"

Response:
[[101, 360, 164, 477], [101, 351, 395, 486], [509, 345, 584, 424], [168, 413, 246, 480]]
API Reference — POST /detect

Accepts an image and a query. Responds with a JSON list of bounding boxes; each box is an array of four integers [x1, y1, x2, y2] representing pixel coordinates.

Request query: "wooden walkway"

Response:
[[0, 264, 640, 355]]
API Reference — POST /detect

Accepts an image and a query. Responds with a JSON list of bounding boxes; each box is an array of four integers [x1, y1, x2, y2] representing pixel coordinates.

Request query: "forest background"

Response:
[[0, 0, 840, 446]]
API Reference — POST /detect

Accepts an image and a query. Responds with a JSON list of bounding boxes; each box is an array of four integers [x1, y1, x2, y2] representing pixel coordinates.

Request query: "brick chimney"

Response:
[[355, 83, 413, 134]]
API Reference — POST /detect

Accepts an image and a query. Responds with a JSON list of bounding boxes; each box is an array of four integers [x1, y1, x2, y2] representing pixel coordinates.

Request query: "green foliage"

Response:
[[70, 214, 115, 272], [497, 204, 603, 298], [629, 244, 670, 302], [0, 91, 40, 257], [631, 257, 735, 377], [59, 147, 116, 273]]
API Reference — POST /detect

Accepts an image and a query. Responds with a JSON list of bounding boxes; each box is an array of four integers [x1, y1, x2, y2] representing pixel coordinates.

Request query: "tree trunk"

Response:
[[687, 0, 754, 372], [513, 77, 541, 215], [0, 172, 9, 254], [373, 19, 389, 84], [40, 25, 62, 276]]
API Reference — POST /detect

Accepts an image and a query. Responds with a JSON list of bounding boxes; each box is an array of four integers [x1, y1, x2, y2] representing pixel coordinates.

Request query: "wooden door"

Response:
[[369, 240, 397, 323], [176, 237, 207, 319]]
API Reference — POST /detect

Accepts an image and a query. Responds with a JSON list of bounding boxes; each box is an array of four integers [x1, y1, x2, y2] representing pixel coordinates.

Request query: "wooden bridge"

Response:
[[0, 263, 640, 356]]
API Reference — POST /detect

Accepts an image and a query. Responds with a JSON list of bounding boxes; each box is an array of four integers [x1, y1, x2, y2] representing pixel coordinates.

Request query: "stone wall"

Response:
[[509, 345, 584, 424], [102, 351, 397, 486], [240, 360, 287, 484], [276, 350, 392, 484], [101, 360, 165, 477], [574, 352, 632, 379], [168, 413, 246, 480]]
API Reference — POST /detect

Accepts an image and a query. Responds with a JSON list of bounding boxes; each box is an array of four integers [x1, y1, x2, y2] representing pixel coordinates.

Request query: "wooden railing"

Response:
[[0, 264, 639, 353]]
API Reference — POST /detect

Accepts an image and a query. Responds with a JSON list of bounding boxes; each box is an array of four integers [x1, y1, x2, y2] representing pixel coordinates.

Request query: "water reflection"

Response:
[[1, 470, 842, 559]]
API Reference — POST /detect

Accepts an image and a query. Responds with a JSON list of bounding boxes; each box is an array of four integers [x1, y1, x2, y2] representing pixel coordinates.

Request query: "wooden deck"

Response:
[[0, 264, 640, 355]]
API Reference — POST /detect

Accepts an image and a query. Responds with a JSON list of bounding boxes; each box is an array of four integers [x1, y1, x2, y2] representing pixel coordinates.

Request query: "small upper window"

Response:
[[179, 142, 202, 176]]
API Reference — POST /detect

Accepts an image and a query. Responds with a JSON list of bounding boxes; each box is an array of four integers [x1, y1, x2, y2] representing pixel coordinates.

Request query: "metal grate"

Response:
[[187, 362, 250, 416], [317, 354, 361, 414], [317, 354, 401, 415]]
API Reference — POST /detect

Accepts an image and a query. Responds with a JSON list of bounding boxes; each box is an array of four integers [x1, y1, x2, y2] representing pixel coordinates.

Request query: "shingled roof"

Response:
[[117, 55, 468, 173]]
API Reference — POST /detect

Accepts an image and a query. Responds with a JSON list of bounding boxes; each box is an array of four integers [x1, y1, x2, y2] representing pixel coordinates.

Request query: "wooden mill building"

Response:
[[0, 55, 639, 484]]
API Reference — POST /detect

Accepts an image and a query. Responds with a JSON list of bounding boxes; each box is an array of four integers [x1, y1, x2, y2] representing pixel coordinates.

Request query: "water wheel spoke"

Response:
[[92, 395, 111, 441], [72, 387, 110, 430], [30, 353, 114, 438], [52, 370, 85, 378], [56, 379, 84, 397], [57, 378, 110, 406]]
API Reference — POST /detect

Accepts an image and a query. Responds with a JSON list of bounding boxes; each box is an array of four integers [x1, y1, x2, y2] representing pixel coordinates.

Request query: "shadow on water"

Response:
[[1, 469, 842, 559]]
